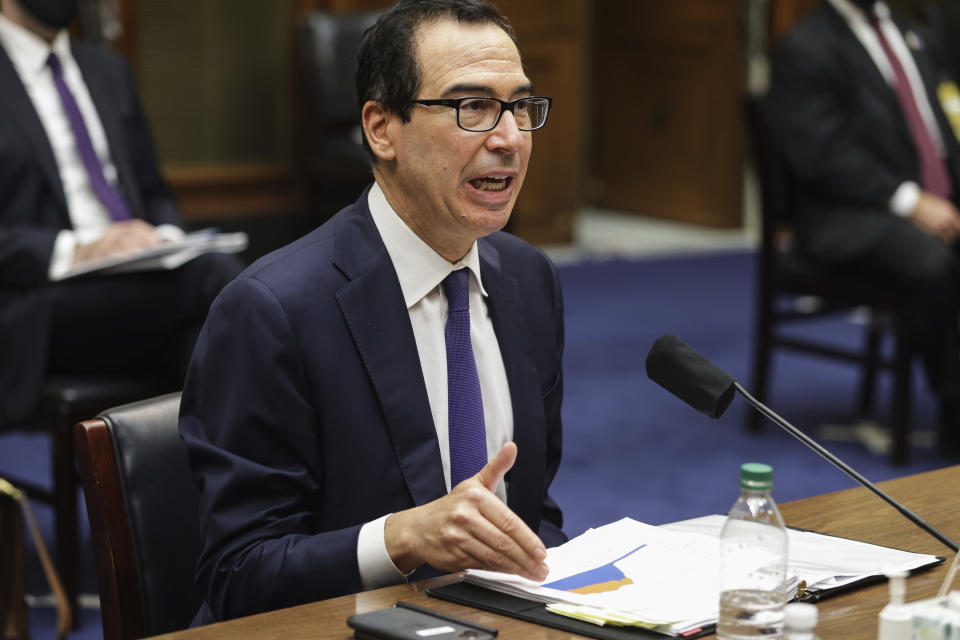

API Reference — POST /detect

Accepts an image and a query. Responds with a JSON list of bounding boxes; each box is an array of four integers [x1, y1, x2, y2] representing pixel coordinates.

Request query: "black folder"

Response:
[[426, 581, 714, 639]]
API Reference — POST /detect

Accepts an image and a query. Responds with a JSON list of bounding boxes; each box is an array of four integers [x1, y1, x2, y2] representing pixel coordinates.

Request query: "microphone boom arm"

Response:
[[734, 381, 958, 552]]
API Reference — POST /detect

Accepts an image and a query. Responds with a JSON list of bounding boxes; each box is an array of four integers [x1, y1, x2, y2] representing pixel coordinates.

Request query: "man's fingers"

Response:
[[385, 443, 548, 581], [469, 442, 547, 577], [475, 441, 517, 493], [454, 528, 549, 581], [475, 496, 547, 562]]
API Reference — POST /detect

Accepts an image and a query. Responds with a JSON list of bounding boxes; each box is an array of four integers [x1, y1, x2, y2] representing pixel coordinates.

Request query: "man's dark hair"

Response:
[[355, 0, 517, 155]]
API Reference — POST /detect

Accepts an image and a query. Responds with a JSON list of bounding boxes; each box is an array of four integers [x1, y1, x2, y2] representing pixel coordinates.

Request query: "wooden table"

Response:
[[151, 465, 960, 639]]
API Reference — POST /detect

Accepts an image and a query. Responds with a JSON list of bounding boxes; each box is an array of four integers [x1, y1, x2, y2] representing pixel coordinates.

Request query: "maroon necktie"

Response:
[[47, 52, 131, 221], [869, 14, 953, 198]]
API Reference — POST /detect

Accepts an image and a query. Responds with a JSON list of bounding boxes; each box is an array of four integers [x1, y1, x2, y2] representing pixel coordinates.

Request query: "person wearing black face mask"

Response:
[[16, 0, 77, 30], [0, 0, 244, 616], [762, 0, 960, 458]]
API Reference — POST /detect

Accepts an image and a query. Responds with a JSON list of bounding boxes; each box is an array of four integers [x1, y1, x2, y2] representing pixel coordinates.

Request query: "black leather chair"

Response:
[[745, 97, 916, 465], [297, 10, 381, 208], [74, 392, 201, 640], [2, 375, 170, 626]]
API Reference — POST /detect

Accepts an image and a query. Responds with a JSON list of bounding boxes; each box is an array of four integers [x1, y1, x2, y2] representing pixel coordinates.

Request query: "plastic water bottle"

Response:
[[783, 602, 819, 639], [717, 462, 789, 639]]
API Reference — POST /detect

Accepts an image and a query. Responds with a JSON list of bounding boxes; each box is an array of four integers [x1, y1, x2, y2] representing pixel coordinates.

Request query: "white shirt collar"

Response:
[[826, 0, 892, 25], [367, 182, 487, 309], [0, 14, 70, 77]]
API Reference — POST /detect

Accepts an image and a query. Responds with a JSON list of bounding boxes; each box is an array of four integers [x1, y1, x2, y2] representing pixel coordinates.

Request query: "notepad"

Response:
[[459, 515, 941, 637], [52, 229, 248, 281]]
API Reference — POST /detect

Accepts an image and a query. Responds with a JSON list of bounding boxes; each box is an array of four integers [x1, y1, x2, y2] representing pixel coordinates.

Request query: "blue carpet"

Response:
[[1, 248, 952, 638], [552, 250, 947, 539]]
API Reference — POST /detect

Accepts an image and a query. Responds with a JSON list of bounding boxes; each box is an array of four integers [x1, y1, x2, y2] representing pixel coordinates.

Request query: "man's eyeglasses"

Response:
[[411, 96, 552, 132]]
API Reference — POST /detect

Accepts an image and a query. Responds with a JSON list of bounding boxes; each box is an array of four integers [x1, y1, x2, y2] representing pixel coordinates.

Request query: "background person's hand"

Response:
[[73, 219, 164, 265], [384, 442, 549, 581], [910, 191, 960, 244]]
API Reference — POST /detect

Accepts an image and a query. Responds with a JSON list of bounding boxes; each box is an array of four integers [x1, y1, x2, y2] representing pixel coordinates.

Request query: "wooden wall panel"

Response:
[[115, 0, 582, 241], [589, 0, 745, 228], [497, 0, 586, 244]]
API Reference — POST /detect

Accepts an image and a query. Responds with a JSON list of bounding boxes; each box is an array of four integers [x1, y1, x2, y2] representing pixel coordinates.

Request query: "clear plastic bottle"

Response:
[[783, 602, 819, 640], [717, 462, 789, 639]]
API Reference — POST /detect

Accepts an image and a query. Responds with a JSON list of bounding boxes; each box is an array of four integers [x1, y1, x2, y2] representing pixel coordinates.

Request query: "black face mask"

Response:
[[18, 0, 79, 30], [849, 0, 879, 11]]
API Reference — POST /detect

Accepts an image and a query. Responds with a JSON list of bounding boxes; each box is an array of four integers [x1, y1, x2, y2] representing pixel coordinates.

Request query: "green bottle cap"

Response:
[[740, 462, 773, 490]]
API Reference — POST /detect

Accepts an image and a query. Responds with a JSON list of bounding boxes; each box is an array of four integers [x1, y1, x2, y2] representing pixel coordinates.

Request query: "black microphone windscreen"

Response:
[[645, 334, 736, 419]]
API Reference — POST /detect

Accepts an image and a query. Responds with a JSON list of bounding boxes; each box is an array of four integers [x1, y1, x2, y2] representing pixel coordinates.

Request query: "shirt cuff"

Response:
[[357, 514, 408, 590], [890, 181, 920, 217], [48, 229, 77, 280]]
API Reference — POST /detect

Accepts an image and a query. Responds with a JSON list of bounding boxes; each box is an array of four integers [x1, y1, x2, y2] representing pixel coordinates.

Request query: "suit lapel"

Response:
[[897, 19, 960, 160], [0, 47, 69, 222], [823, 4, 915, 151], [479, 240, 546, 528], [824, 5, 891, 102], [333, 201, 447, 507], [72, 44, 144, 217]]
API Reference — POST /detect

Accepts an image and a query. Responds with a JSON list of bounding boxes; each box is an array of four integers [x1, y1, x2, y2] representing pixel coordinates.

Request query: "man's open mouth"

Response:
[[469, 176, 511, 192]]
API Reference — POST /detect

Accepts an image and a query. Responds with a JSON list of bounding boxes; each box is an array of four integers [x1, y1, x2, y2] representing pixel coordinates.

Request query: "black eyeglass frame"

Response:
[[410, 96, 553, 132]]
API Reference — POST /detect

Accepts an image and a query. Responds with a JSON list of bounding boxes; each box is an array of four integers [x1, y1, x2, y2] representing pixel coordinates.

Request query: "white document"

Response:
[[463, 515, 940, 636], [52, 229, 248, 281], [663, 514, 939, 599]]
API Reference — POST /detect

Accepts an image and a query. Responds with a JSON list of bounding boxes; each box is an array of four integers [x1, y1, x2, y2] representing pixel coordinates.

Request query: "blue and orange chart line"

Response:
[[543, 544, 647, 594]]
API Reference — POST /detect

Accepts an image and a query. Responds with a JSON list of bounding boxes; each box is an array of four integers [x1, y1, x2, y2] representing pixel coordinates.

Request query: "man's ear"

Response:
[[361, 101, 397, 162]]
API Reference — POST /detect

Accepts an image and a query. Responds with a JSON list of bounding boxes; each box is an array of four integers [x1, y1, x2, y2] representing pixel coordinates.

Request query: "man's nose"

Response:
[[487, 109, 526, 152]]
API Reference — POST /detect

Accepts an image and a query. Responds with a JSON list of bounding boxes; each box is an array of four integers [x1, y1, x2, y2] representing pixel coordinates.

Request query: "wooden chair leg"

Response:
[[858, 318, 882, 419], [890, 322, 911, 465], [53, 412, 80, 628], [747, 290, 773, 433]]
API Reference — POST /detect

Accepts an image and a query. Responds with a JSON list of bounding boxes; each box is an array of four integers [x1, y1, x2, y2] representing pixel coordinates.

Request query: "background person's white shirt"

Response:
[[357, 182, 514, 589]]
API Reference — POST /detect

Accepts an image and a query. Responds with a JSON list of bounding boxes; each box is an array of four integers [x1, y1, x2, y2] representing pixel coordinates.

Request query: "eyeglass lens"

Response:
[[458, 98, 548, 131]]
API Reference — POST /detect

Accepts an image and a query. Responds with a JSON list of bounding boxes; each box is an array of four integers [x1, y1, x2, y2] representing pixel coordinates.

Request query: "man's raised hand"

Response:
[[384, 442, 549, 581]]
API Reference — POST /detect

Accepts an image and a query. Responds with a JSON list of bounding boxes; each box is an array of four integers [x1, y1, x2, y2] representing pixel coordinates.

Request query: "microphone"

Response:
[[645, 334, 959, 553]]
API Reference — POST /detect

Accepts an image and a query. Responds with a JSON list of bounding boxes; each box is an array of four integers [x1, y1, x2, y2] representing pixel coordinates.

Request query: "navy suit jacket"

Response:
[[0, 41, 180, 427], [762, 2, 960, 263], [180, 188, 566, 623]]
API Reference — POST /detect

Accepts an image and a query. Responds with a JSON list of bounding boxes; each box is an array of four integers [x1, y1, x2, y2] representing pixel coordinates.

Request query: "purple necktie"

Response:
[[869, 15, 953, 199], [47, 52, 131, 221], [443, 268, 487, 488]]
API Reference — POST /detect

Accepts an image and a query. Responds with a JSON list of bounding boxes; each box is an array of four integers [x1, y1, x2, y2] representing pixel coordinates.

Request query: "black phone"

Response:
[[346, 604, 497, 640]]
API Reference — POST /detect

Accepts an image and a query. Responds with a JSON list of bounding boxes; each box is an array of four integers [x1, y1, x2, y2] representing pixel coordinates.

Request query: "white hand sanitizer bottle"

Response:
[[783, 602, 819, 639], [877, 570, 910, 640]]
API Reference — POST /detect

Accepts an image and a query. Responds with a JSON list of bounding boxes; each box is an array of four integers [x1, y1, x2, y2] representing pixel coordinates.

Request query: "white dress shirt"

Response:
[[826, 0, 948, 216], [356, 182, 514, 589], [0, 15, 181, 279]]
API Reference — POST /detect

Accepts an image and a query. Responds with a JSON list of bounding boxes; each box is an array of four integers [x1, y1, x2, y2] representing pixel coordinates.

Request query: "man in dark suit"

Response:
[[0, 0, 241, 428], [763, 0, 960, 455], [179, 0, 566, 624]]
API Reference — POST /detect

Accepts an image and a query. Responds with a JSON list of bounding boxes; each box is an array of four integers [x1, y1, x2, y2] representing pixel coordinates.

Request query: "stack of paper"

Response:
[[463, 516, 940, 636], [53, 229, 248, 281], [466, 518, 721, 635]]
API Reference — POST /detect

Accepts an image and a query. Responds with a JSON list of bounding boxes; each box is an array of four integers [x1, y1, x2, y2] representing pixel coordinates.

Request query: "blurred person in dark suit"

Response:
[[763, 0, 960, 456], [0, 0, 242, 428], [180, 0, 565, 624]]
